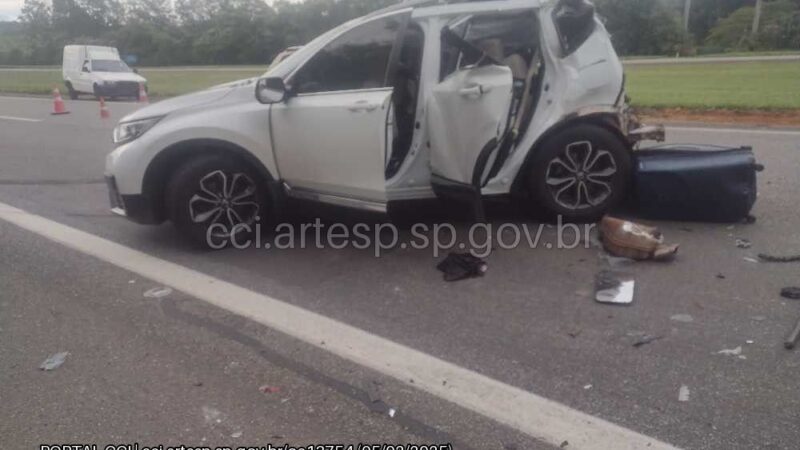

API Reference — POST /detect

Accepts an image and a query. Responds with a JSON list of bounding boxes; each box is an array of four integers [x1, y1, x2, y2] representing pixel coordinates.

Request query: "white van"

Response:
[[62, 45, 148, 100]]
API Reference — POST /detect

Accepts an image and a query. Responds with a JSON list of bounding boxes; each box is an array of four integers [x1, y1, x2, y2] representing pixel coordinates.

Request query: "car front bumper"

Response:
[[105, 175, 162, 224], [96, 81, 141, 98]]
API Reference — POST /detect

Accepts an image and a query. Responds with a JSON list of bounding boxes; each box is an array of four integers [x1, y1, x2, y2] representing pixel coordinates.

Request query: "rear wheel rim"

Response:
[[544, 141, 618, 211], [188, 170, 260, 238]]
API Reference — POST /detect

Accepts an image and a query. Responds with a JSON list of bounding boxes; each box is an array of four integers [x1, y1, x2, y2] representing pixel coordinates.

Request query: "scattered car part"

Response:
[[594, 270, 634, 305], [678, 385, 690, 402], [627, 124, 665, 143], [633, 334, 662, 347], [143, 287, 172, 298], [780, 287, 800, 300], [40, 351, 69, 371], [633, 145, 761, 222], [735, 238, 752, 249], [759, 253, 800, 263], [784, 317, 800, 350], [598, 216, 678, 261], [437, 253, 488, 282]]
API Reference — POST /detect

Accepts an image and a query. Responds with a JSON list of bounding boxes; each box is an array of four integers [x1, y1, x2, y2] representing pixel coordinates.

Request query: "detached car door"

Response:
[[270, 13, 408, 206]]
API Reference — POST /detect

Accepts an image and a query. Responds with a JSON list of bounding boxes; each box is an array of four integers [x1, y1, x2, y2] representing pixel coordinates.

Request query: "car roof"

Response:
[[365, 0, 541, 19]]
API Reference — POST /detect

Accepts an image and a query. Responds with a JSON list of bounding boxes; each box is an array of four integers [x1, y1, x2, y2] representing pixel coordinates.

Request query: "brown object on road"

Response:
[[599, 216, 679, 261]]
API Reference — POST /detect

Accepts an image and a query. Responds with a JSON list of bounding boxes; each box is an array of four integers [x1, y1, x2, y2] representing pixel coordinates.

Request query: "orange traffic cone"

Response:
[[99, 97, 110, 119], [51, 88, 70, 115], [137, 83, 149, 104]]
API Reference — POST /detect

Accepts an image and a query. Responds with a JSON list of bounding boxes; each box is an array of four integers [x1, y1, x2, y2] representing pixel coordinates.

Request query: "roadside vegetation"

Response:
[[1, 61, 798, 113], [625, 61, 800, 110]]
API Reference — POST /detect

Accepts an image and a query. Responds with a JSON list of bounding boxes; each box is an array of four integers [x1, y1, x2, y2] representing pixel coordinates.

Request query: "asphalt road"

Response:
[[2, 96, 800, 450]]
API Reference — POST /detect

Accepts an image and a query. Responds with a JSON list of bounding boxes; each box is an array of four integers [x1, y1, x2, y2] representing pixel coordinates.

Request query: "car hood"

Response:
[[93, 72, 147, 83], [119, 78, 258, 123]]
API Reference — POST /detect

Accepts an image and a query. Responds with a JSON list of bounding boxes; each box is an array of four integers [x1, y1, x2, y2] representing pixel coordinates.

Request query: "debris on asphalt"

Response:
[[784, 317, 800, 350], [259, 385, 281, 394], [583, 384, 592, 390], [633, 335, 662, 347], [231, 431, 243, 438], [143, 287, 173, 298], [717, 346, 743, 356], [746, 340, 754, 345], [201, 406, 223, 425], [39, 351, 69, 371], [758, 253, 800, 263], [599, 253, 636, 267], [678, 385, 690, 402], [436, 252, 487, 282], [368, 399, 394, 416], [716, 273, 726, 279], [743, 257, 759, 264], [594, 271, 634, 305], [598, 216, 678, 261], [735, 238, 752, 249], [780, 287, 800, 300], [670, 314, 694, 323], [560, 441, 569, 448], [751, 315, 766, 322]]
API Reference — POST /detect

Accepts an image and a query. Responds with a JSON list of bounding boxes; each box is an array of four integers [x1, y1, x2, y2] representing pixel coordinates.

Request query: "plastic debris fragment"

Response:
[[678, 385, 690, 402], [594, 271, 634, 305], [717, 346, 743, 356], [144, 287, 172, 298], [40, 351, 69, 371], [670, 314, 694, 323]]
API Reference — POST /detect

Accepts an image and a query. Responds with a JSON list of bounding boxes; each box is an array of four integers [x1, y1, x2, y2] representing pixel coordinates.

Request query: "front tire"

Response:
[[527, 124, 632, 222], [166, 154, 268, 249]]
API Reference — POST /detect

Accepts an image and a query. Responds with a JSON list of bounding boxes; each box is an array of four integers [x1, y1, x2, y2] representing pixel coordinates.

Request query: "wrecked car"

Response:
[[105, 0, 663, 247]]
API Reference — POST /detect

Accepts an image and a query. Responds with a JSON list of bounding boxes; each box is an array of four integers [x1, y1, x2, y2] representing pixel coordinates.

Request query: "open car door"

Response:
[[427, 28, 515, 215]]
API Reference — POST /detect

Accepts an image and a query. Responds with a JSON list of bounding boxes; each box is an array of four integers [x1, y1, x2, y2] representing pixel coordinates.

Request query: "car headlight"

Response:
[[113, 116, 163, 145]]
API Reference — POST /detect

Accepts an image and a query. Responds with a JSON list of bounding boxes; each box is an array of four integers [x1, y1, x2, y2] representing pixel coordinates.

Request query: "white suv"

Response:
[[105, 0, 662, 247]]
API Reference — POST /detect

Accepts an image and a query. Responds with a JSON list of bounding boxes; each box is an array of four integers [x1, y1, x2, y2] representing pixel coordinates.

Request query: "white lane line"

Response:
[[0, 201, 679, 450], [0, 115, 42, 123], [667, 126, 800, 137]]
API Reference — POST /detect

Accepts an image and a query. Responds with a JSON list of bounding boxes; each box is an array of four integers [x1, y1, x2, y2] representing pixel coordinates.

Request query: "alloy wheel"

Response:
[[544, 141, 618, 211], [188, 170, 260, 238]]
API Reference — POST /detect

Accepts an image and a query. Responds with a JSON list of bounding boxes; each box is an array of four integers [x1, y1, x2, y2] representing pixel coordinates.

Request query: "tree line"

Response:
[[0, 0, 798, 66]]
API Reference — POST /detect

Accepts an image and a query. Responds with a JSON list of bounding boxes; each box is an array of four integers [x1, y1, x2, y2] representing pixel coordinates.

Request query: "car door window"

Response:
[[292, 15, 405, 94]]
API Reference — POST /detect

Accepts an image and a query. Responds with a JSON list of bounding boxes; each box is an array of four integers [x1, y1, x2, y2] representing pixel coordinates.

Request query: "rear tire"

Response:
[[166, 154, 269, 249], [527, 124, 632, 222]]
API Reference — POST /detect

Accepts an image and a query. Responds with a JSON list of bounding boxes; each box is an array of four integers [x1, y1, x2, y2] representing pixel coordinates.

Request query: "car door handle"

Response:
[[459, 84, 489, 98], [348, 100, 379, 112]]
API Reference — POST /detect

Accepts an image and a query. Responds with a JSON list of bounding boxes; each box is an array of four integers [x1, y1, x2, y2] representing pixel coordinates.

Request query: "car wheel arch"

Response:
[[511, 112, 629, 197], [141, 138, 275, 223]]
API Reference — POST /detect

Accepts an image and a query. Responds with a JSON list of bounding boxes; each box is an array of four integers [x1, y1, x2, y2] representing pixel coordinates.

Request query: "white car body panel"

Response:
[[271, 88, 393, 202], [428, 64, 513, 185]]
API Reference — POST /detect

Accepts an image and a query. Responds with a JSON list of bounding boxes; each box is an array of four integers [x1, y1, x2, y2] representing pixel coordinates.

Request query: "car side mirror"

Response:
[[82, 65, 91, 73], [255, 77, 287, 104]]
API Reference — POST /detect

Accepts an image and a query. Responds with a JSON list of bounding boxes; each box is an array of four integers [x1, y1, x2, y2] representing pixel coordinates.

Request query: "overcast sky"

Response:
[[0, 0, 22, 20]]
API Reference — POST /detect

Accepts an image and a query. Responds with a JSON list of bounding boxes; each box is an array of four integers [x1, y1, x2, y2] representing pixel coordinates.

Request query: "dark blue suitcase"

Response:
[[633, 145, 762, 222]]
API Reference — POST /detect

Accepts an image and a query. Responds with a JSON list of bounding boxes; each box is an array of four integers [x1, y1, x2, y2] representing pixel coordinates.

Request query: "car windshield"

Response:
[[91, 60, 132, 73]]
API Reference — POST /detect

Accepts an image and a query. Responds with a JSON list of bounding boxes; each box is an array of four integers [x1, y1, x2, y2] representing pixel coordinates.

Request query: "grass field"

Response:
[[0, 67, 265, 97], [624, 61, 800, 110], [1, 61, 799, 111]]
